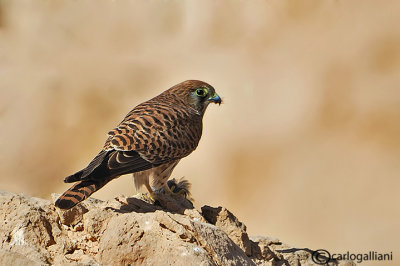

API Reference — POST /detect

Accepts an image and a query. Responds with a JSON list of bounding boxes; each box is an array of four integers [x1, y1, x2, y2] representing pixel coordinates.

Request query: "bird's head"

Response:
[[170, 80, 222, 115]]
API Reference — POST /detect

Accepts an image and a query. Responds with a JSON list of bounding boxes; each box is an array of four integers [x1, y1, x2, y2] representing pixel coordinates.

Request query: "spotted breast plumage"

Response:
[[55, 80, 222, 209]]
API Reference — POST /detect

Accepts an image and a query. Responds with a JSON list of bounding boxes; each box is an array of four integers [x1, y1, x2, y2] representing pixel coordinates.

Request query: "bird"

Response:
[[55, 80, 222, 210]]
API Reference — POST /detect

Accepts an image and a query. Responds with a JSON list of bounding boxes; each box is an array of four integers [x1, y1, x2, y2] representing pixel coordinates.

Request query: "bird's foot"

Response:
[[134, 192, 156, 204]]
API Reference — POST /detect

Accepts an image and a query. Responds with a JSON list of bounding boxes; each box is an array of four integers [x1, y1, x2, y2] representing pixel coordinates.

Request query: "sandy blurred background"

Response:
[[0, 0, 399, 264]]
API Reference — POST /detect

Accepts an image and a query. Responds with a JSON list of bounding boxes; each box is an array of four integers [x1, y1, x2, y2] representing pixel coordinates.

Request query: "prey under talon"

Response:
[[156, 178, 193, 202], [163, 183, 174, 195]]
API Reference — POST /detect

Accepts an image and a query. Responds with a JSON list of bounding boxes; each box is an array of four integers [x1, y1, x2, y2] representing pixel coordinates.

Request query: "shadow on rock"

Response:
[[109, 192, 194, 215]]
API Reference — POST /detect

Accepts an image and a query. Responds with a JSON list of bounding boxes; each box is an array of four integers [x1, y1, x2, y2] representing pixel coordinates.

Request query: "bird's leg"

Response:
[[132, 171, 156, 203], [157, 161, 181, 196], [144, 180, 155, 202]]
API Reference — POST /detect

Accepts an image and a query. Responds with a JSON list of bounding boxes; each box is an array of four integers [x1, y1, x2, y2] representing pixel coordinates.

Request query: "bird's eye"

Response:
[[195, 88, 208, 97]]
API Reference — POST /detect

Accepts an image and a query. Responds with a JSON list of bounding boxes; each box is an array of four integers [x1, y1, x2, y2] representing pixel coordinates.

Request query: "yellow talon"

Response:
[[148, 193, 155, 202]]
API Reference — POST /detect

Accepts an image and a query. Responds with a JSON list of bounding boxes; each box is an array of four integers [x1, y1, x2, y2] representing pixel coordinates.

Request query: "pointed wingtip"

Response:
[[63, 170, 83, 183]]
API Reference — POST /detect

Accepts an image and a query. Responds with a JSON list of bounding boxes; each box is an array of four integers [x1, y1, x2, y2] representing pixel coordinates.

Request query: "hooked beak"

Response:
[[208, 93, 222, 105]]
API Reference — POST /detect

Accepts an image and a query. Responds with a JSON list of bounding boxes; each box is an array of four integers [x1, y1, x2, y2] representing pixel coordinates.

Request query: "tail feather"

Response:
[[55, 150, 155, 209], [55, 179, 110, 209]]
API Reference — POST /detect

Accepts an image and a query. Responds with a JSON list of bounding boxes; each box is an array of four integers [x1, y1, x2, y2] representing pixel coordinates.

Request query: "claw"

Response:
[[148, 193, 156, 202], [134, 192, 156, 204]]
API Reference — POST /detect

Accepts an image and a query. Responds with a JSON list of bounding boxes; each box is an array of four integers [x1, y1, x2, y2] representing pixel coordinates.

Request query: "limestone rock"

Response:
[[202, 205, 253, 256], [0, 190, 354, 265]]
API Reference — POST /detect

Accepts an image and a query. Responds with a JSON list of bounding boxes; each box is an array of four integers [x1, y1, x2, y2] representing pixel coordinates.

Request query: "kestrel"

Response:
[[55, 80, 222, 209]]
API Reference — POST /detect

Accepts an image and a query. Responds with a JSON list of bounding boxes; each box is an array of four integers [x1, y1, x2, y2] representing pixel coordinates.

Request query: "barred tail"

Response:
[[55, 149, 153, 209], [55, 179, 110, 210]]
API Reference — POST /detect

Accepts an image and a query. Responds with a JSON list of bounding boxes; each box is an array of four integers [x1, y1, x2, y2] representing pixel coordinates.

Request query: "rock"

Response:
[[0, 190, 354, 265], [201, 205, 253, 256], [0, 250, 42, 266]]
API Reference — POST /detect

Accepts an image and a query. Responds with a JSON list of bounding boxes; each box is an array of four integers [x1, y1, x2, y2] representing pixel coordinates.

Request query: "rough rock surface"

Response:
[[0, 190, 354, 265]]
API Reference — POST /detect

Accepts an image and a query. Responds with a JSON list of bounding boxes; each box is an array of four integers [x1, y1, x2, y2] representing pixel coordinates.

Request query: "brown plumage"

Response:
[[55, 80, 221, 209]]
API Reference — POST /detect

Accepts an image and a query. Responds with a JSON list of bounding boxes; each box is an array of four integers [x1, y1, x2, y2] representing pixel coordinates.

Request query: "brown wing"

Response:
[[63, 150, 156, 183], [104, 103, 203, 164]]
